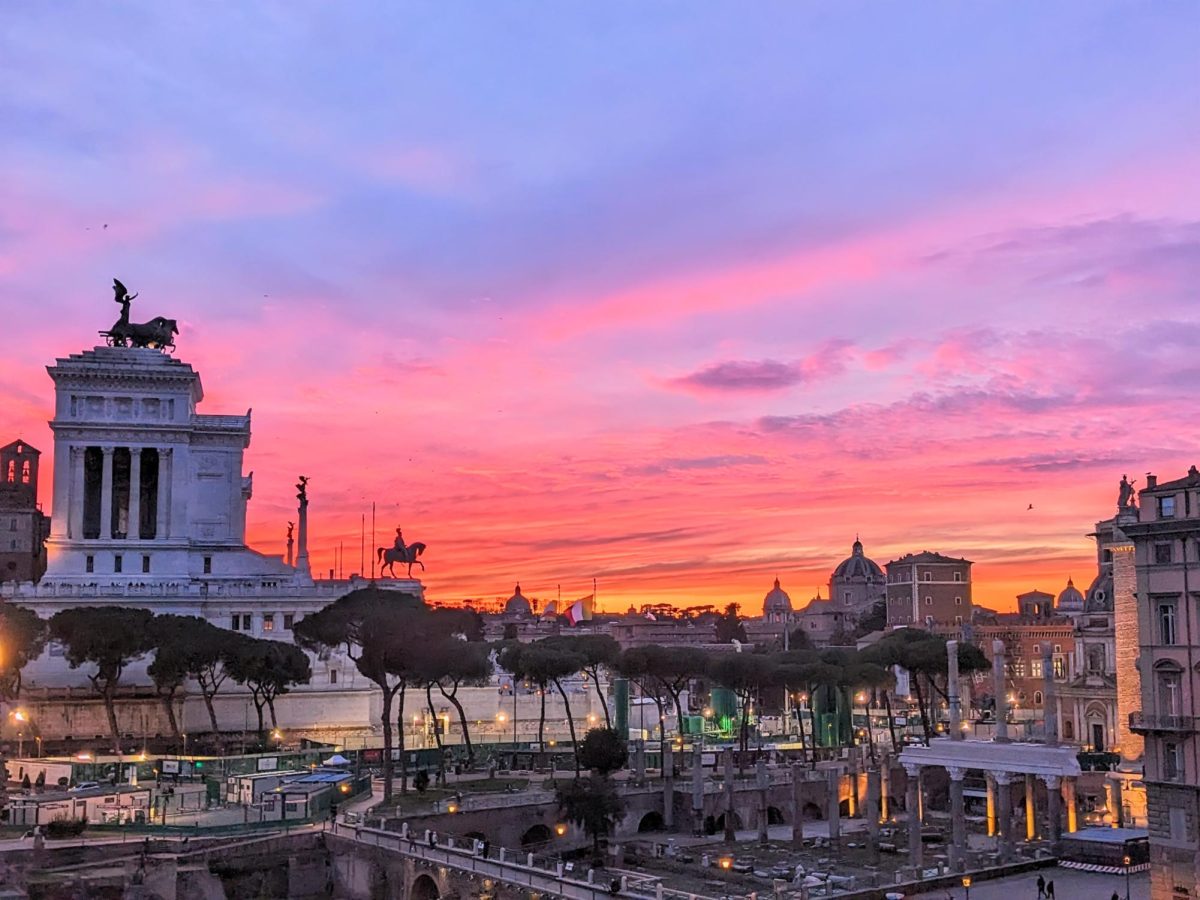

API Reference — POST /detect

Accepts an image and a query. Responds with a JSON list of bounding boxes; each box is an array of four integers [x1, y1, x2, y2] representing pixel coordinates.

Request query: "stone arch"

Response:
[[411, 873, 440, 900], [802, 801, 824, 821], [714, 811, 742, 833], [637, 811, 665, 833], [520, 824, 552, 849], [766, 806, 786, 825]]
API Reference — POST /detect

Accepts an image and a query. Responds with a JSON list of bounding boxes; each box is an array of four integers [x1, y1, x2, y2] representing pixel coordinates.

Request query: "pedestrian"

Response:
[[1036, 874, 1046, 898], [1111, 892, 1120, 900], [1046, 879, 1055, 899]]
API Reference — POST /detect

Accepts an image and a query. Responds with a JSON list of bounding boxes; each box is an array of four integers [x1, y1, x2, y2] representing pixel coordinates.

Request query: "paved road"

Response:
[[913, 866, 1148, 900]]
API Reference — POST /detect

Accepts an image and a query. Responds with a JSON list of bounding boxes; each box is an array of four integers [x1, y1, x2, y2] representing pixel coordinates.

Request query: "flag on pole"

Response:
[[565, 594, 594, 625]]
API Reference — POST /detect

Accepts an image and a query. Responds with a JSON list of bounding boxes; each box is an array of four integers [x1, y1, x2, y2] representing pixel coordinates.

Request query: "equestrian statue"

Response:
[[101, 278, 179, 351], [377, 527, 426, 578]]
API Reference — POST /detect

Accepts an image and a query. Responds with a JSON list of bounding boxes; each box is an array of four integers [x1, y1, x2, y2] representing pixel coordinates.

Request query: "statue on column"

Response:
[[296, 476, 309, 508]]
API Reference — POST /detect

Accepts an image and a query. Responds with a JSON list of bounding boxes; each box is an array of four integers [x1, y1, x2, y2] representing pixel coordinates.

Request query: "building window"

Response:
[[924, 596, 932, 605], [953, 572, 962, 582], [1154, 543, 1173, 565], [1170, 805, 1188, 840], [242, 614, 252, 631], [1034, 690, 1043, 705], [843, 592, 852, 604], [1158, 603, 1178, 645], [20, 461, 30, 484], [1158, 671, 1181, 717], [263, 614, 274, 632], [85, 555, 94, 573], [1164, 742, 1184, 782], [232, 616, 240, 631], [1031, 658, 1043, 678], [1159, 496, 1176, 518], [8, 519, 14, 531], [1033, 643, 1041, 655], [1053, 657, 1065, 678], [954, 597, 962, 606], [203, 556, 212, 574], [924, 615, 933, 625], [329, 670, 339, 685], [284, 613, 294, 630], [955, 615, 963, 625], [1053, 644, 1061, 653], [142, 555, 150, 574], [113, 554, 122, 573], [1013, 660, 1026, 678], [923, 572, 932, 582]]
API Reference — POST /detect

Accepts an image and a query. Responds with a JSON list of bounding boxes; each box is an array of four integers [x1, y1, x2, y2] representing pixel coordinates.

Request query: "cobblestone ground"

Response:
[[912, 865, 1148, 900]]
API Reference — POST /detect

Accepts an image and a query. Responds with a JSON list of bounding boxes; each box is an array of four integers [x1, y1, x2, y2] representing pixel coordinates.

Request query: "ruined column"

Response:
[[635, 742, 647, 783], [827, 767, 841, 847], [662, 744, 674, 830], [866, 767, 882, 864], [905, 764, 923, 867], [1063, 776, 1077, 834], [846, 756, 859, 817], [127, 447, 142, 540], [947, 639, 963, 739], [722, 747, 735, 842], [1025, 774, 1037, 841], [995, 772, 1014, 862], [879, 756, 890, 822], [992, 639, 1009, 742], [985, 775, 997, 837], [99, 446, 114, 540], [1042, 650, 1058, 745], [948, 766, 966, 871], [1106, 777, 1123, 828], [756, 757, 769, 844], [1043, 775, 1061, 844], [692, 743, 705, 836], [791, 763, 805, 849]]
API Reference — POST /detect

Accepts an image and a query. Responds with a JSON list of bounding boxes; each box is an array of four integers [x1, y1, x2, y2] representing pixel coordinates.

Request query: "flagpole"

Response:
[[360, 513, 365, 578], [593, 577, 598, 614], [371, 502, 376, 580]]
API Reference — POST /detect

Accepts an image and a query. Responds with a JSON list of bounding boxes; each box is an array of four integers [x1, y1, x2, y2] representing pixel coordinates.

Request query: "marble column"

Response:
[[847, 760, 859, 817], [866, 767, 882, 864], [1025, 774, 1037, 841], [1043, 775, 1061, 845], [880, 757, 890, 822], [1106, 778, 1123, 828], [995, 772, 1014, 861], [791, 763, 805, 848], [50, 440, 70, 539], [1042, 650, 1058, 745], [692, 744, 705, 836], [99, 447, 114, 540], [827, 768, 841, 847], [1063, 777, 1077, 834], [986, 775, 997, 837], [663, 745, 674, 830], [947, 639, 963, 739], [905, 764, 923, 867], [948, 766, 966, 871], [69, 447, 85, 539], [722, 748, 735, 841], [634, 743, 646, 782], [993, 639, 1010, 742], [155, 448, 170, 539], [756, 757, 769, 844], [127, 448, 142, 540]]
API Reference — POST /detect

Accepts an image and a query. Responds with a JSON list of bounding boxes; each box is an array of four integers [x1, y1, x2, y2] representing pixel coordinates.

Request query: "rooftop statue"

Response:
[[377, 526, 427, 578], [1117, 474, 1137, 510], [100, 278, 179, 351]]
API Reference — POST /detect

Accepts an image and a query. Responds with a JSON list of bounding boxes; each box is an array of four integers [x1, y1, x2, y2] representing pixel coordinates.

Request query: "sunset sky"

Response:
[[3, 5, 1199, 613]]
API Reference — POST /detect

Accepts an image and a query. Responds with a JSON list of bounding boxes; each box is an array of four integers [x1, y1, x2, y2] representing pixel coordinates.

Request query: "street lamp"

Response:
[[1124, 854, 1132, 900], [962, 875, 972, 899]]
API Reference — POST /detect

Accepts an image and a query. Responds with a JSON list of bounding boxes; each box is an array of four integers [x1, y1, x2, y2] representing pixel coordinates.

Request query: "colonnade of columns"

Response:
[[905, 762, 1081, 870], [68, 444, 172, 542]]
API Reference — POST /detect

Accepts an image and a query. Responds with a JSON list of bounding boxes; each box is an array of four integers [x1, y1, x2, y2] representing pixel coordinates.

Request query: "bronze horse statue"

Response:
[[377, 541, 426, 577], [101, 278, 179, 350]]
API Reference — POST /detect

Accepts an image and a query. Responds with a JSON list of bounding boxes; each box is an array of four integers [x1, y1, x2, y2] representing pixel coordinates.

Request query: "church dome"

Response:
[[504, 584, 532, 617], [762, 578, 793, 616], [1084, 572, 1113, 612], [832, 538, 884, 581], [1056, 577, 1085, 612]]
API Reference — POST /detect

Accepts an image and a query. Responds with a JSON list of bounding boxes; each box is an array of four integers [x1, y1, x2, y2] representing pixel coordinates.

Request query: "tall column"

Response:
[[50, 440, 70, 539], [155, 448, 170, 539], [755, 757, 769, 844], [692, 744, 705, 836], [866, 767, 881, 863], [127, 448, 142, 540], [947, 640, 963, 739], [847, 758, 858, 817], [1063, 777, 1077, 834], [995, 772, 1014, 861], [948, 766, 966, 871], [1043, 775, 1061, 845], [827, 768, 841, 847], [791, 764, 805, 847], [1025, 774, 1037, 841], [1042, 650, 1058, 745], [662, 745, 674, 831], [634, 742, 646, 782], [905, 764, 923, 867], [993, 640, 1009, 742], [68, 447, 85, 539], [722, 748, 735, 841], [986, 775, 997, 837], [99, 447, 114, 540], [880, 756, 890, 822], [1106, 777, 1123, 828]]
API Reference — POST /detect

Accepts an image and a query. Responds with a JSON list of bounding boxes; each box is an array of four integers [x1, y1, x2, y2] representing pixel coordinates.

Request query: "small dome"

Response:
[[1084, 572, 1113, 612], [832, 538, 884, 581], [763, 577, 793, 616], [504, 584, 532, 617], [1056, 577, 1085, 612]]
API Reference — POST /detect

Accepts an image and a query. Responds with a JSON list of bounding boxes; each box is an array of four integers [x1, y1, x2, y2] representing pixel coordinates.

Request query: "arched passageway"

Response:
[[520, 824, 553, 849], [714, 811, 743, 833], [802, 802, 824, 821], [766, 806, 786, 825], [411, 873, 440, 900], [637, 811, 665, 832]]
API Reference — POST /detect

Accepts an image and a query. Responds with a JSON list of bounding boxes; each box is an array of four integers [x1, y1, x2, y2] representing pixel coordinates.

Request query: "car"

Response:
[[68, 781, 100, 792]]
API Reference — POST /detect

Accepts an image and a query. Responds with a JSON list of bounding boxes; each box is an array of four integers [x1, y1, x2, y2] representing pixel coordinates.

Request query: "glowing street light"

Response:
[[554, 823, 567, 836], [1124, 854, 1132, 899], [718, 856, 733, 870], [962, 875, 972, 898]]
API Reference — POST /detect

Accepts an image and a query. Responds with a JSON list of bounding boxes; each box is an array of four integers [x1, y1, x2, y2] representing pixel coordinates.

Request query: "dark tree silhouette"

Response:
[[0, 604, 46, 701], [578, 728, 628, 776], [557, 774, 624, 856], [226, 639, 311, 743]]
